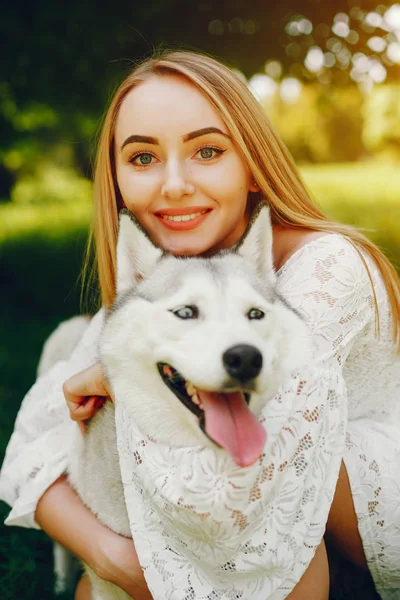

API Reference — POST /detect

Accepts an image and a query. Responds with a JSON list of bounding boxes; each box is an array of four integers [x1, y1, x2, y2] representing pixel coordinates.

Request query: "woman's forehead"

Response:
[[115, 75, 228, 144]]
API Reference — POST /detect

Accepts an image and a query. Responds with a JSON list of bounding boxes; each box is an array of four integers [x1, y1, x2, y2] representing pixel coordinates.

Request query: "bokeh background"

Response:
[[1, 1, 400, 598]]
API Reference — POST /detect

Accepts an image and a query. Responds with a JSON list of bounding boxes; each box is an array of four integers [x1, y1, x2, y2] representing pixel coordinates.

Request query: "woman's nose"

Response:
[[161, 161, 195, 199]]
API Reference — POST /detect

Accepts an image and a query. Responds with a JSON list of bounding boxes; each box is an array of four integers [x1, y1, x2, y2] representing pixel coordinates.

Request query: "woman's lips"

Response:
[[154, 208, 212, 231]]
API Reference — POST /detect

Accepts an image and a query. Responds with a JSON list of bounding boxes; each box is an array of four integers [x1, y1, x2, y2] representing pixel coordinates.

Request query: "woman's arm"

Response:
[[35, 475, 106, 572], [35, 475, 152, 600]]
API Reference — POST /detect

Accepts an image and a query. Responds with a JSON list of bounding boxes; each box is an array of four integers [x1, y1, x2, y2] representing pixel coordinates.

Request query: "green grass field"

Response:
[[302, 162, 400, 269], [0, 162, 399, 599]]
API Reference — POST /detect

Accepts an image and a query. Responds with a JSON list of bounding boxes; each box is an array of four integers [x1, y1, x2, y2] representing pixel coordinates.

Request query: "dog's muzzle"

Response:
[[156, 361, 267, 468]]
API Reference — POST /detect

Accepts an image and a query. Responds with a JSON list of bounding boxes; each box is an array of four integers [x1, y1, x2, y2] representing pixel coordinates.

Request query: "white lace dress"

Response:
[[1, 234, 399, 598]]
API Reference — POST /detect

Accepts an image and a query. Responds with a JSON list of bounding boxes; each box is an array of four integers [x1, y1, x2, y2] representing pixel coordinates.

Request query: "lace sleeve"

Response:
[[0, 310, 104, 529]]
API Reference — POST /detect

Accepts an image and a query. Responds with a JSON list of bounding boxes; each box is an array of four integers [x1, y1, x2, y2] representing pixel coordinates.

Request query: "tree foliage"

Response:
[[1, 0, 400, 199]]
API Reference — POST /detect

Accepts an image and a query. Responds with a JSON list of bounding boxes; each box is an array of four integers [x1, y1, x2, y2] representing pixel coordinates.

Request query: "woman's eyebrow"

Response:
[[121, 135, 157, 150], [120, 127, 230, 152], [183, 127, 231, 141]]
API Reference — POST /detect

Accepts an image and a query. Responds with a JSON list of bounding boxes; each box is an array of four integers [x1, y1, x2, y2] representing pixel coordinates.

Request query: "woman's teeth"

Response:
[[161, 210, 208, 222]]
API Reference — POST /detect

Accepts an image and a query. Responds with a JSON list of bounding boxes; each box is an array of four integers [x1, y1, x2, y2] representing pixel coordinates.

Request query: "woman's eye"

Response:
[[195, 146, 225, 161], [248, 308, 265, 320], [170, 305, 199, 320], [129, 152, 156, 166]]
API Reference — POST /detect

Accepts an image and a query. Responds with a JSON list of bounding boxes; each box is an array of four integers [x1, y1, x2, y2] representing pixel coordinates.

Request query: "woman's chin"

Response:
[[166, 243, 214, 257], [160, 235, 216, 257]]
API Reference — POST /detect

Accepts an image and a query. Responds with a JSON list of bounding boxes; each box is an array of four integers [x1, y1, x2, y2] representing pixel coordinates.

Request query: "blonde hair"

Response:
[[85, 49, 400, 348]]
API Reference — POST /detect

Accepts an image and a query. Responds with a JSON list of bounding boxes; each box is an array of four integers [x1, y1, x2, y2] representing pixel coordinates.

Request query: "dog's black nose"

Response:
[[223, 344, 263, 381]]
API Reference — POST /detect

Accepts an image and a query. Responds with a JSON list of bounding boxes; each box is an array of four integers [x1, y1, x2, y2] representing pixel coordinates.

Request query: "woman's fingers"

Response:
[[66, 395, 104, 421], [63, 363, 112, 431], [63, 363, 111, 400], [76, 397, 105, 436]]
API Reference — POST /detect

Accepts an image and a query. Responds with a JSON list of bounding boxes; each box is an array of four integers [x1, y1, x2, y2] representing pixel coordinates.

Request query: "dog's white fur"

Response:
[[49, 205, 309, 599]]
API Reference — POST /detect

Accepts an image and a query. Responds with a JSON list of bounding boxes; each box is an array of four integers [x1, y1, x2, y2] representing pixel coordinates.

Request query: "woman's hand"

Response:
[[95, 527, 153, 599], [63, 363, 113, 434]]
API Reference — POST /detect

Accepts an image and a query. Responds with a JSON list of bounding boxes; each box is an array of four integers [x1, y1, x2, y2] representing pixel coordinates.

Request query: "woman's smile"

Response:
[[154, 206, 212, 231]]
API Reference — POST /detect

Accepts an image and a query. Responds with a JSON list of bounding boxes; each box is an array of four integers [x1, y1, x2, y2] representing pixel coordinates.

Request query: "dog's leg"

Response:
[[53, 542, 79, 594]]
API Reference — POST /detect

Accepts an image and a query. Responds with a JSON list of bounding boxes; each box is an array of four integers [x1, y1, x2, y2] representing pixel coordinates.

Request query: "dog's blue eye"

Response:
[[248, 308, 265, 320], [170, 305, 199, 320]]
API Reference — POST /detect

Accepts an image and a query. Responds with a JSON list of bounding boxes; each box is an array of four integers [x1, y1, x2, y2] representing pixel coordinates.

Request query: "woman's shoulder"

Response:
[[274, 232, 382, 360], [275, 230, 379, 323], [275, 230, 365, 278]]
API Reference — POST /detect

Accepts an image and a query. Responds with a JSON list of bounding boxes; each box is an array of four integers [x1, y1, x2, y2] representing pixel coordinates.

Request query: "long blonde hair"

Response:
[[85, 49, 400, 348]]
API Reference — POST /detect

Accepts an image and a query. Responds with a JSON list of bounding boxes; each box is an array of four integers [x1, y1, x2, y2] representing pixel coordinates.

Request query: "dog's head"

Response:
[[100, 205, 309, 467]]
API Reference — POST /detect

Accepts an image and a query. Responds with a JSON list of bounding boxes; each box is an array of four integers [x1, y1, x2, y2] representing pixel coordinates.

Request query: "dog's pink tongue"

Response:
[[197, 390, 266, 467]]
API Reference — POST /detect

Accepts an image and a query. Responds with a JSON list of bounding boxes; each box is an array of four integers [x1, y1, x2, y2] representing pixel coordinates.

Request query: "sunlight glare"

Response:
[[248, 74, 277, 100]]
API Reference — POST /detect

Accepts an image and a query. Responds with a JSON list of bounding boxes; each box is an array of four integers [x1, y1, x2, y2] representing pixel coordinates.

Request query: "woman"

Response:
[[1, 50, 399, 599]]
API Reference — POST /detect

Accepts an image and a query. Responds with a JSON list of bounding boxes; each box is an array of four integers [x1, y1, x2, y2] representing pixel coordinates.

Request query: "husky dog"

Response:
[[66, 205, 310, 599]]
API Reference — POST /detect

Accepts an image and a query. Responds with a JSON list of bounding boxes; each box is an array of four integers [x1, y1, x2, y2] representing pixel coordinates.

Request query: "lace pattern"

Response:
[[116, 364, 346, 598]]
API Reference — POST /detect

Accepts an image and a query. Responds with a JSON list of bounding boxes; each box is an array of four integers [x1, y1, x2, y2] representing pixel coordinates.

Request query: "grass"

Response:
[[0, 200, 92, 243], [301, 161, 400, 205], [0, 202, 92, 599], [0, 161, 399, 599], [301, 161, 400, 270]]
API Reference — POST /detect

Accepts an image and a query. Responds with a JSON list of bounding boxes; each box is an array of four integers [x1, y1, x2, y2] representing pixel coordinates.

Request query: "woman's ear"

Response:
[[249, 179, 260, 193]]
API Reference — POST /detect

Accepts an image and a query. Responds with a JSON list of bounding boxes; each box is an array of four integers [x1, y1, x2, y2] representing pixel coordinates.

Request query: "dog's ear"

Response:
[[236, 204, 276, 285], [116, 210, 163, 295]]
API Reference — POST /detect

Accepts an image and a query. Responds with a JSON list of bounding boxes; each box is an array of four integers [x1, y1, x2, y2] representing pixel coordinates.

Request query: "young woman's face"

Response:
[[114, 75, 258, 256]]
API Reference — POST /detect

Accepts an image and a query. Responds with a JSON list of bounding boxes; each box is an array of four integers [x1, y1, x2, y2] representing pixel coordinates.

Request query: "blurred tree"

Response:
[[263, 85, 365, 163], [1, 0, 400, 199], [363, 84, 400, 156], [3, 1, 400, 108], [317, 86, 365, 162]]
